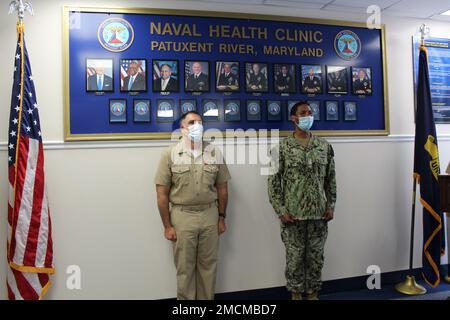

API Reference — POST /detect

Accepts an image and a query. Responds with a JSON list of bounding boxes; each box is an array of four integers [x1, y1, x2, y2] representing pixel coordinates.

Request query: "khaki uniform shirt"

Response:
[[268, 133, 337, 220], [154, 140, 231, 205]]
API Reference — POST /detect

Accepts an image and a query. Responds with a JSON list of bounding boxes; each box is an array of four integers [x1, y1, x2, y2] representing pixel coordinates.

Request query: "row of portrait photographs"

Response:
[[108, 99, 358, 123], [86, 58, 373, 95]]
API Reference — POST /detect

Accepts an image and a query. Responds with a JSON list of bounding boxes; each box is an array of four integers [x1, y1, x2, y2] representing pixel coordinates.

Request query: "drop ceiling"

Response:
[[179, 0, 450, 21]]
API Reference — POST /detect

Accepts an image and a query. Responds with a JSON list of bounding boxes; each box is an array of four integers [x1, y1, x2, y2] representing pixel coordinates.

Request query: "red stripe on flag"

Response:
[[44, 208, 53, 268], [8, 166, 15, 225], [38, 272, 50, 288], [8, 204, 13, 226], [12, 268, 39, 300], [9, 136, 30, 262], [9, 164, 15, 186], [7, 281, 15, 300], [23, 142, 45, 266]]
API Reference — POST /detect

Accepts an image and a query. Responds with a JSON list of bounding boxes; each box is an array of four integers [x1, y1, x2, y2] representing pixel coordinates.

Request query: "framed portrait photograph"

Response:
[[224, 99, 241, 122], [344, 101, 358, 121], [152, 60, 179, 93], [156, 99, 176, 122], [184, 61, 210, 92], [133, 99, 151, 123], [351, 67, 373, 95], [267, 100, 282, 121], [246, 100, 262, 121], [120, 59, 147, 93], [202, 99, 220, 121], [326, 66, 348, 95], [86, 58, 114, 92], [325, 100, 339, 121], [307, 100, 321, 121], [109, 99, 127, 123], [287, 100, 300, 120], [273, 63, 296, 94], [180, 99, 197, 114], [215, 61, 239, 92], [301, 65, 323, 94], [245, 62, 268, 93]]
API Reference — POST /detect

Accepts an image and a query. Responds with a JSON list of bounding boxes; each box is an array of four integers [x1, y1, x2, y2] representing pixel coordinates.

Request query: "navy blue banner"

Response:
[[64, 8, 388, 139]]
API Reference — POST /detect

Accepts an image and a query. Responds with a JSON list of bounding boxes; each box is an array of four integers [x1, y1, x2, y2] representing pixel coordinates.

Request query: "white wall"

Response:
[[1, 0, 450, 299]]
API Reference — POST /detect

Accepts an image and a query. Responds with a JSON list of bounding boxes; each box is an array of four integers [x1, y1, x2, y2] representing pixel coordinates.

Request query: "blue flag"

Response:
[[413, 46, 444, 287]]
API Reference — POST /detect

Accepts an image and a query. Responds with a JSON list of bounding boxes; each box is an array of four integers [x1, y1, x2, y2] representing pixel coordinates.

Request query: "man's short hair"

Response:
[[290, 101, 310, 116], [179, 111, 202, 127], [160, 63, 171, 70]]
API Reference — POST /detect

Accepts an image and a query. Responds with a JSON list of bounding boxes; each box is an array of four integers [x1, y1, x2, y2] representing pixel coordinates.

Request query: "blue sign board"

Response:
[[63, 7, 389, 140], [413, 37, 450, 123]]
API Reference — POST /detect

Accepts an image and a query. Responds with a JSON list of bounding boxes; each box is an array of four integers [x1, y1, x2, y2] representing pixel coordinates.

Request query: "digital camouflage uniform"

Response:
[[268, 133, 336, 294]]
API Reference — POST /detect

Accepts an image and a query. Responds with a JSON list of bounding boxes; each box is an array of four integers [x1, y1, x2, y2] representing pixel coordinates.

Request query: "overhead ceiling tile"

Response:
[[268, 0, 332, 3], [383, 0, 450, 18], [429, 14, 450, 22], [328, 0, 400, 9], [176, 0, 264, 4], [263, 0, 328, 9], [322, 4, 371, 13], [382, 10, 435, 19]]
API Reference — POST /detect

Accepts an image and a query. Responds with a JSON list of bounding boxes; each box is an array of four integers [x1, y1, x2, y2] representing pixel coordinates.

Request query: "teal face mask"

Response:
[[296, 116, 314, 131]]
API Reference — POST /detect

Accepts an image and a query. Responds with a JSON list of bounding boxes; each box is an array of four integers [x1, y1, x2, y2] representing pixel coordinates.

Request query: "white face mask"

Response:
[[187, 122, 203, 141]]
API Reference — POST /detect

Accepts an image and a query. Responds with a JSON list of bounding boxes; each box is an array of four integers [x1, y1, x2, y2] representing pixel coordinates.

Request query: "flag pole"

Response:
[[395, 178, 427, 294], [395, 24, 429, 295]]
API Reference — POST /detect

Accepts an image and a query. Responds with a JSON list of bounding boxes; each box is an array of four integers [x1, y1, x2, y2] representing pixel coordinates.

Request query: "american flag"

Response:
[[216, 61, 223, 87], [153, 62, 161, 80], [86, 66, 96, 77], [7, 23, 54, 300]]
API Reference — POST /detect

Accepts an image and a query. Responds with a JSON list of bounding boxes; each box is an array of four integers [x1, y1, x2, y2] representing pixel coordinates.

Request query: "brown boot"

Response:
[[291, 292, 302, 300], [306, 292, 319, 300]]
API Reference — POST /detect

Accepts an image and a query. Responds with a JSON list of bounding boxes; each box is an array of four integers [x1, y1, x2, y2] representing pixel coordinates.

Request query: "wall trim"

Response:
[[1, 134, 450, 151]]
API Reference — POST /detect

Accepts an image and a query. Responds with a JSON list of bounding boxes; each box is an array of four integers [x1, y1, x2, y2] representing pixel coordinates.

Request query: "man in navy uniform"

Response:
[[247, 63, 267, 92], [186, 62, 209, 92], [275, 65, 295, 93], [217, 63, 238, 91], [353, 69, 372, 95], [327, 69, 347, 93], [302, 68, 321, 94], [155, 111, 231, 300]]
